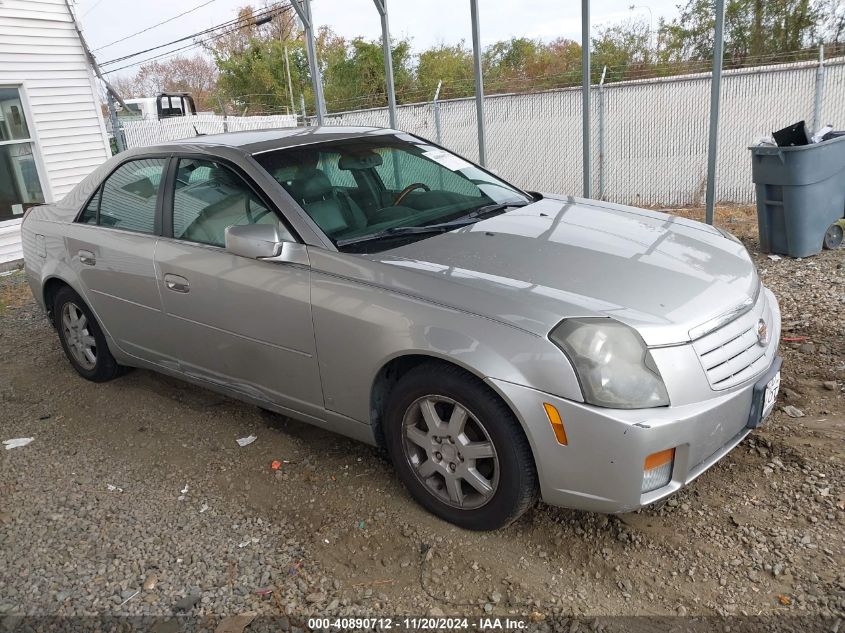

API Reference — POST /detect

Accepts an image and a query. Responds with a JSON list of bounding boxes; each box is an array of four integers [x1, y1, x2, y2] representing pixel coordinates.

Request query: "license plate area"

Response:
[[747, 357, 783, 429]]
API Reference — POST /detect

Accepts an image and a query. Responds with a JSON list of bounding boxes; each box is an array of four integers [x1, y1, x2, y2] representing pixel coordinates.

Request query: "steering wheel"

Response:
[[393, 182, 430, 206]]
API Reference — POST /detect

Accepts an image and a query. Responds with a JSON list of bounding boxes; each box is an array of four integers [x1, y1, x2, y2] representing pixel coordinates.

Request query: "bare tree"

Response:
[[115, 54, 219, 111]]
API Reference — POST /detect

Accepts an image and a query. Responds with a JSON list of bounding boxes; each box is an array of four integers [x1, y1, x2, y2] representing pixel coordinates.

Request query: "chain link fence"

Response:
[[320, 56, 845, 207], [117, 114, 297, 149]]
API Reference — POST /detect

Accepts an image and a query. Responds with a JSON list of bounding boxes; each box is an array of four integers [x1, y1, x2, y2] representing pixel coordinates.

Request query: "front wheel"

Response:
[[384, 363, 538, 530]]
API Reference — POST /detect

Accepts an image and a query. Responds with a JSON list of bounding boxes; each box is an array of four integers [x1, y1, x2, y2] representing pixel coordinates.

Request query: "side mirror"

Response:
[[225, 223, 282, 259], [224, 223, 310, 266]]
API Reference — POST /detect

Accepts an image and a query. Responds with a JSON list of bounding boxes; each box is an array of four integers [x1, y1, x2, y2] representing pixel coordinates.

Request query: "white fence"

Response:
[[320, 57, 845, 207], [121, 114, 297, 149]]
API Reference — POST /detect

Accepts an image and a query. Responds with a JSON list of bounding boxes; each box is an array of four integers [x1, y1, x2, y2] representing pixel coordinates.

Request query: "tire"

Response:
[[53, 286, 123, 382], [823, 223, 843, 250], [384, 362, 538, 530]]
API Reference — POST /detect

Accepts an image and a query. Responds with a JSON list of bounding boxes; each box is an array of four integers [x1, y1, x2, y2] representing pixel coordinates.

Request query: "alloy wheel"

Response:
[[401, 395, 499, 509], [61, 302, 97, 371]]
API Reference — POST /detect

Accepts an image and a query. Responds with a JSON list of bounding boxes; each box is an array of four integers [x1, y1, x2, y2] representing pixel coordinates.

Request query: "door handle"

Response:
[[79, 250, 96, 266], [164, 274, 190, 293]]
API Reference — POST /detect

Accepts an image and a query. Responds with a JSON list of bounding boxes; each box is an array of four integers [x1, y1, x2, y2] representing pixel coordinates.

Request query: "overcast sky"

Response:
[[76, 0, 682, 79]]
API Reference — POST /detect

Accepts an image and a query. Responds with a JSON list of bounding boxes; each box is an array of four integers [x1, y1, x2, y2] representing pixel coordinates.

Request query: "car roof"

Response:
[[152, 126, 402, 155]]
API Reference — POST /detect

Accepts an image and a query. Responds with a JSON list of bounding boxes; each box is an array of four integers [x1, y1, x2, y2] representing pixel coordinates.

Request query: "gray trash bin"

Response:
[[749, 134, 845, 257]]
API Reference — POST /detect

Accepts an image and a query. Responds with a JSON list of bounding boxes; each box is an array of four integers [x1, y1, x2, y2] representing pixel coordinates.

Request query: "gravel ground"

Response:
[[0, 207, 843, 629]]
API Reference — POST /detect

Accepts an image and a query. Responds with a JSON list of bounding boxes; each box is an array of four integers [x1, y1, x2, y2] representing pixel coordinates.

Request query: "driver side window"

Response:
[[171, 158, 292, 248]]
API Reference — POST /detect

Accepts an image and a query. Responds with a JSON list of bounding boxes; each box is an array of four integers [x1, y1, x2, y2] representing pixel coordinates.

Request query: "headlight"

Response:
[[550, 318, 669, 409]]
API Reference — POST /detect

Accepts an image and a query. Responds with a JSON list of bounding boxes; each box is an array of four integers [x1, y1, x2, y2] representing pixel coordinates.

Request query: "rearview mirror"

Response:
[[224, 224, 310, 266]]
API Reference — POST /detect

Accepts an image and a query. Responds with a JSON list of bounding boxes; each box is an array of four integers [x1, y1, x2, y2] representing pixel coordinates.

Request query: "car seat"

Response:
[[287, 168, 368, 237]]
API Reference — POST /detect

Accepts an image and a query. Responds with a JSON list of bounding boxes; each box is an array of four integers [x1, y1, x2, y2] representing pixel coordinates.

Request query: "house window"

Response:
[[0, 87, 45, 222]]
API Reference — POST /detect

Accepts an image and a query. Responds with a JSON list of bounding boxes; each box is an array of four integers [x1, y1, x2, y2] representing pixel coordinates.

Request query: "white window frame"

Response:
[[0, 82, 52, 228]]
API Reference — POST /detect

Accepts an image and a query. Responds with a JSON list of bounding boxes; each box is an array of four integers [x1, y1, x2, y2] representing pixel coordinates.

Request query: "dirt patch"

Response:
[[0, 274, 32, 315]]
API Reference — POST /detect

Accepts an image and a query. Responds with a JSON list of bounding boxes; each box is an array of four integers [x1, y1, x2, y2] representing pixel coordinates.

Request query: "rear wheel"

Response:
[[384, 362, 538, 530], [53, 286, 123, 382], [823, 223, 843, 249]]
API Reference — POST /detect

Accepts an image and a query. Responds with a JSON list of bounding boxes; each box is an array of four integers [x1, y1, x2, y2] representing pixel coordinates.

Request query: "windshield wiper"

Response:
[[336, 217, 478, 247], [463, 200, 529, 219], [335, 201, 529, 248]]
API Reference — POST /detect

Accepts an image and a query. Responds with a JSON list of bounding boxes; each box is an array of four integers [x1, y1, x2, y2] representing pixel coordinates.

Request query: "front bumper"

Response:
[[488, 355, 782, 513]]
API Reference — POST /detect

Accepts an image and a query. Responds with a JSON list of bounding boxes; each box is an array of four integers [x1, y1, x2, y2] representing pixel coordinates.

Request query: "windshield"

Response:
[[253, 133, 531, 253]]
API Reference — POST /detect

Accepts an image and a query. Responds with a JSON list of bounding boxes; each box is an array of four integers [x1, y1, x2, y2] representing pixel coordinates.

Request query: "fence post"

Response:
[[291, 0, 326, 124], [469, 0, 487, 166], [432, 80, 443, 144], [598, 65, 607, 201], [581, 0, 591, 198], [373, 0, 398, 130], [705, 0, 726, 225], [300, 94, 307, 126], [813, 44, 825, 132], [217, 96, 229, 133]]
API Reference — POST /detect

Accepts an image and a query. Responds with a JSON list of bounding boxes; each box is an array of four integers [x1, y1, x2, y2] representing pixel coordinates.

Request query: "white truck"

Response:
[[118, 92, 197, 121]]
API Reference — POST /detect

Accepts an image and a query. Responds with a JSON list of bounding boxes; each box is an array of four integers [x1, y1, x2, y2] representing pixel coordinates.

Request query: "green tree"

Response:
[[214, 38, 309, 115], [417, 42, 475, 99], [658, 0, 820, 64], [482, 37, 583, 92], [321, 35, 415, 111], [591, 19, 652, 82]]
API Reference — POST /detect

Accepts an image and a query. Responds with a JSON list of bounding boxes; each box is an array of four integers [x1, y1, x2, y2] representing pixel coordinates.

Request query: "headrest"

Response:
[[208, 166, 242, 189], [338, 150, 383, 170], [288, 168, 333, 201]]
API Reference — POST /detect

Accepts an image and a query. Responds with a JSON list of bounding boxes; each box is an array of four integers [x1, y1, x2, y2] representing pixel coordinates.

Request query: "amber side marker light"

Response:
[[543, 403, 568, 445], [642, 447, 676, 493]]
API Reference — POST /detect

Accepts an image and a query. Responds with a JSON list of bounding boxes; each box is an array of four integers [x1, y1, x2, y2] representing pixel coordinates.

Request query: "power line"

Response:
[[100, 3, 288, 67], [93, 0, 219, 52], [81, 0, 106, 18], [102, 5, 291, 74]]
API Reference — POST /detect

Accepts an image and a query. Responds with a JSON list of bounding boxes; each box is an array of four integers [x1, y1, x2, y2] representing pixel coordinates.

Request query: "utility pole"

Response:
[[64, 0, 128, 151], [284, 45, 296, 116], [276, 10, 297, 117]]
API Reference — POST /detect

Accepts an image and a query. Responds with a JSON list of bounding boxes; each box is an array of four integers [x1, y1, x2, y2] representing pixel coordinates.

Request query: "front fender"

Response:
[[309, 257, 583, 425]]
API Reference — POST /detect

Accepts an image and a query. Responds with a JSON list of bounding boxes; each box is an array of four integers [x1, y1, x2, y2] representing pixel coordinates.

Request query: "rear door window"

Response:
[[81, 158, 167, 234]]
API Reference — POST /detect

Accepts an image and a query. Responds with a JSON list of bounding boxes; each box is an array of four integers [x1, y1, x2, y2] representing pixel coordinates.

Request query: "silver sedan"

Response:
[[22, 127, 782, 530]]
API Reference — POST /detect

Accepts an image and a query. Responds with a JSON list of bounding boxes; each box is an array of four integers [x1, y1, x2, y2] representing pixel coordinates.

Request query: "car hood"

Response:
[[361, 196, 759, 346]]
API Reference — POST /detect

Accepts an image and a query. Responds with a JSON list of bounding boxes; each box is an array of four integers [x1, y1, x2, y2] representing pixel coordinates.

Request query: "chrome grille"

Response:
[[692, 290, 779, 391]]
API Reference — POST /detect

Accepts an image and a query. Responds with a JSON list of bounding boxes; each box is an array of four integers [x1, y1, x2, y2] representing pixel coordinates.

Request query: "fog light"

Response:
[[642, 448, 675, 493]]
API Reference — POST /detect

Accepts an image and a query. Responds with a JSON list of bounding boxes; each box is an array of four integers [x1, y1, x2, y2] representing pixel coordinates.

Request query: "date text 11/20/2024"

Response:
[[307, 617, 531, 630]]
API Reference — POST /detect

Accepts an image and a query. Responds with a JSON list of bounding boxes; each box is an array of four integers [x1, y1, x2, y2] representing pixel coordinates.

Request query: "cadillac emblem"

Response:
[[756, 319, 769, 346]]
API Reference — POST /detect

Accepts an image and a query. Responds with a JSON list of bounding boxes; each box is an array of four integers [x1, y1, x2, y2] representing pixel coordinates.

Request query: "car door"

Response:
[[66, 156, 168, 362], [153, 156, 323, 411]]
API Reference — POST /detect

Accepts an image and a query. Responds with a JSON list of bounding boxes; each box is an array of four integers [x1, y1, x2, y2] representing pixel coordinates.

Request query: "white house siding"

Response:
[[0, 0, 111, 264]]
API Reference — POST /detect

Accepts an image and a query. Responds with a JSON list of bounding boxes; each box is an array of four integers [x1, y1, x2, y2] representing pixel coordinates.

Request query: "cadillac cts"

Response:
[[21, 127, 782, 530]]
